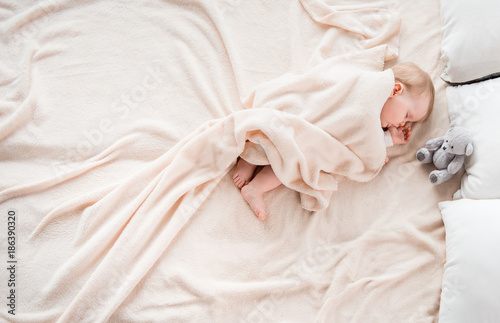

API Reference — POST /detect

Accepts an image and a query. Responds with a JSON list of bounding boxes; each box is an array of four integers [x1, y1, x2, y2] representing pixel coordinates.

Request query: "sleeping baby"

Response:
[[233, 62, 435, 220]]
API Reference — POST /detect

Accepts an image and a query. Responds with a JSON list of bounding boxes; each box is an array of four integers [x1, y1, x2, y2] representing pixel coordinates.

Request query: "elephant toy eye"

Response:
[[451, 146, 454, 149], [446, 140, 448, 142]]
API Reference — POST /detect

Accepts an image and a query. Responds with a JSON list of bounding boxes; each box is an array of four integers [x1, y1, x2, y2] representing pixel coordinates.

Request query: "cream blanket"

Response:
[[0, 0, 458, 322], [240, 49, 396, 210]]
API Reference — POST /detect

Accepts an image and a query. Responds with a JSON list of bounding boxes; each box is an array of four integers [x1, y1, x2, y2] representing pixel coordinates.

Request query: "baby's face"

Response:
[[380, 83, 429, 128]]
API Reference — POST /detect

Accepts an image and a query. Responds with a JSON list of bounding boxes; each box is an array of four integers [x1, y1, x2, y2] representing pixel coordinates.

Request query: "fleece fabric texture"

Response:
[[240, 49, 396, 211], [0, 0, 460, 322]]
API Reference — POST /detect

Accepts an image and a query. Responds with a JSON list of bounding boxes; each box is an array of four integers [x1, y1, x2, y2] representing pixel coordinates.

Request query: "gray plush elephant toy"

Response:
[[416, 121, 473, 185]]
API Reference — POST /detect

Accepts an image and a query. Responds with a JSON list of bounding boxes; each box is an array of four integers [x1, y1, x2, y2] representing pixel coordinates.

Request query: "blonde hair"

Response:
[[392, 62, 435, 122]]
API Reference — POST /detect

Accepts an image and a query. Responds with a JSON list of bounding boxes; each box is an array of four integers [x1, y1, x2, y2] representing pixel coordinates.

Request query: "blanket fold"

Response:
[[0, 0, 403, 321], [240, 46, 395, 210], [54, 2, 399, 318]]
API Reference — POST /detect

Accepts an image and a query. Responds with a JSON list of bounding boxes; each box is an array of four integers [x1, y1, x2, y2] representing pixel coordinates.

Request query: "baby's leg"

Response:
[[241, 165, 282, 220], [233, 157, 257, 188]]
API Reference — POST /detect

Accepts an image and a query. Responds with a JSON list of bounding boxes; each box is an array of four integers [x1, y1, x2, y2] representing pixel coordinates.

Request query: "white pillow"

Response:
[[439, 0, 500, 84], [447, 77, 500, 199], [438, 199, 500, 323]]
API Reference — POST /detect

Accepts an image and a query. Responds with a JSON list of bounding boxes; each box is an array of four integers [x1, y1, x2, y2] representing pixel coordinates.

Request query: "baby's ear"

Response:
[[391, 82, 404, 96]]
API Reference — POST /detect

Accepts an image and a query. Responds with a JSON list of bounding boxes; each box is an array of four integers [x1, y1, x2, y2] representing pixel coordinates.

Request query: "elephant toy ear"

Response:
[[466, 143, 474, 156]]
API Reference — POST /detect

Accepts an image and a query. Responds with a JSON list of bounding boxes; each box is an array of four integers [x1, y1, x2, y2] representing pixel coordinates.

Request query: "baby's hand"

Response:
[[388, 124, 411, 145]]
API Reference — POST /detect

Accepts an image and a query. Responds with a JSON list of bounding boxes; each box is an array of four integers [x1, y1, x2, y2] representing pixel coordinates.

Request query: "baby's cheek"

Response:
[[396, 110, 407, 124]]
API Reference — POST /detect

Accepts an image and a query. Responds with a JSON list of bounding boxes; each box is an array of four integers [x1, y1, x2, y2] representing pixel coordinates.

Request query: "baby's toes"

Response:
[[233, 175, 241, 187], [238, 179, 246, 188], [256, 209, 266, 220], [235, 178, 242, 187]]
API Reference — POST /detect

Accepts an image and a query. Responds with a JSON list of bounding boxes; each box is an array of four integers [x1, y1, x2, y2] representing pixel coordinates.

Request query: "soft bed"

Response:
[[0, 0, 498, 322]]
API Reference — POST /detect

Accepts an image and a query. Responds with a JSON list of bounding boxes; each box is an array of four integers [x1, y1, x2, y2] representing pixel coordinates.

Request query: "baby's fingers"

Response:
[[405, 129, 412, 142]]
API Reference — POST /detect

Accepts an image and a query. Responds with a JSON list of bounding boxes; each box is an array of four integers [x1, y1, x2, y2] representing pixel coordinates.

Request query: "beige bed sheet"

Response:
[[0, 0, 459, 322]]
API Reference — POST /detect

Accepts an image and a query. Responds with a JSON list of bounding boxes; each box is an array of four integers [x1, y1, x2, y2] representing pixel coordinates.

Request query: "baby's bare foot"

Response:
[[241, 184, 266, 220], [233, 158, 257, 188]]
